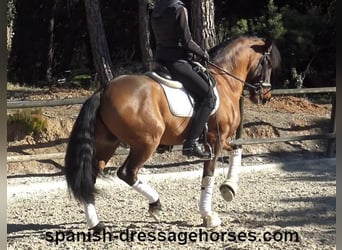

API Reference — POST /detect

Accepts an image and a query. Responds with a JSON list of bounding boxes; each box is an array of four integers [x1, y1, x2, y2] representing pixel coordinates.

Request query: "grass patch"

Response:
[[7, 109, 47, 135], [68, 74, 94, 87]]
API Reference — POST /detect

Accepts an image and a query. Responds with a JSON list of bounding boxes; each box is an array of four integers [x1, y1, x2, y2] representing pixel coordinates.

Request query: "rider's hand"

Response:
[[203, 51, 210, 61]]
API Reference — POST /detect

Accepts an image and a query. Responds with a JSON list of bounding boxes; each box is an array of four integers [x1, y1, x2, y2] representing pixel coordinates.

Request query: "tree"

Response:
[[7, 0, 16, 55], [84, 0, 114, 87], [138, 0, 153, 71], [7, 0, 52, 85], [190, 0, 217, 51], [251, 0, 285, 39], [227, 0, 285, 39], [6, 0, 335, 88], [46, 0, 57, 82]]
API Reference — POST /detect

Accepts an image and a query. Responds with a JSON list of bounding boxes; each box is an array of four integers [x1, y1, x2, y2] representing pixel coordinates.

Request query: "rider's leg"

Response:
[[165, 60, 215, 158], [183, 97, 214, 158]]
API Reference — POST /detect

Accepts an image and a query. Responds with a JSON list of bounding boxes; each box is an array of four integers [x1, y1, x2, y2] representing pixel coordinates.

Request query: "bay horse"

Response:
[[65, 35, 281, 230]]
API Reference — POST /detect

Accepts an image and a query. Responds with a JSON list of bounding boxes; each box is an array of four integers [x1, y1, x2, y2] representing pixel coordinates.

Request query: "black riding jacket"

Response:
[[151, 1, 206, 61]]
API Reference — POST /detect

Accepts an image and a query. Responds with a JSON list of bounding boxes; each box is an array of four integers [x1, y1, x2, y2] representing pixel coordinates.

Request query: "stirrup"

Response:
[[203, 142, 215, 160], [200, 124, 214, 159], [182, 142, 213, 160]]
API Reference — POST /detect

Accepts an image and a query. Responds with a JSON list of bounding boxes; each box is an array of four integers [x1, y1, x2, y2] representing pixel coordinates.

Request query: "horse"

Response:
[[65, 35, 281, 231]]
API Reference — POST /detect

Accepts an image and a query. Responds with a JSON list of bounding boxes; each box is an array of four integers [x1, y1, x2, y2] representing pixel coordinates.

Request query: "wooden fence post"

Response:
[[235, 97, 244, 148], [327, 94, 336, 157]]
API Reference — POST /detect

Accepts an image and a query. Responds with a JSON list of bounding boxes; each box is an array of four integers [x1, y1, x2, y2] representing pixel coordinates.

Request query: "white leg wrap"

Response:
[[227, 148, 242, 181], [84, 203, 100, 229], [199, 176, 215, 216], [132, 180, 159, 203]]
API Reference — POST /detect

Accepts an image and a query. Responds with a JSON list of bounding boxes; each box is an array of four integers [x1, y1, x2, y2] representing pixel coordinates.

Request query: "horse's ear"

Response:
[[264, 37, 273, 53]]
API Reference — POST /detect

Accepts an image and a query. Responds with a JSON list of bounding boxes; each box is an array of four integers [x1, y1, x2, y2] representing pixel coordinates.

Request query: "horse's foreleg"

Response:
[[220, 147, 242, 202], [199, 175, 222, 227], [200, 159, 221, 227]]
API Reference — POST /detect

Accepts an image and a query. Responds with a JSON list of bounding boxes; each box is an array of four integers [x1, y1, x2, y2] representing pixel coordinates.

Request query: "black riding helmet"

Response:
[[153, 0, 185, 17]]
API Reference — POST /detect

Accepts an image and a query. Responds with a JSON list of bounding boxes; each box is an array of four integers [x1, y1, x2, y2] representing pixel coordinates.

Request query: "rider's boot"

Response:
[[182, 99, 213, 159]]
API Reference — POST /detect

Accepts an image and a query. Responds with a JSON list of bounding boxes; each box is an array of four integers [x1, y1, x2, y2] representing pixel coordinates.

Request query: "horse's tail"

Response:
[[65, 91, 101, 204]]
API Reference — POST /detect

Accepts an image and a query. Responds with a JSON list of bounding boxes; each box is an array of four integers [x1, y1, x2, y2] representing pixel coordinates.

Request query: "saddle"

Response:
[[151, 62, 172, 80], [150, 61, 215, 88], [145, 61, 219, 117]]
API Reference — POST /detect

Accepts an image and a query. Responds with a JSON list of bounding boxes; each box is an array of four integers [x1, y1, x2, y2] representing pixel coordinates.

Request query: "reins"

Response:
[[206, 56, 267, 169], [207, 60, 258, 91]]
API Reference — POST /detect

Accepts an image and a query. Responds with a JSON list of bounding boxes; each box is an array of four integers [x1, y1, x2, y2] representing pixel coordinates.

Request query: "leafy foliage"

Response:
[[276, 2, 335, 87], [228, 0, 285, 39]]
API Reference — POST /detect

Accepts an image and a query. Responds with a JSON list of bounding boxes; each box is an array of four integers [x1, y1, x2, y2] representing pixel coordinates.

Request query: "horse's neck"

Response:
[[212, 43, 251, 95], [212, 65, 246, 97]]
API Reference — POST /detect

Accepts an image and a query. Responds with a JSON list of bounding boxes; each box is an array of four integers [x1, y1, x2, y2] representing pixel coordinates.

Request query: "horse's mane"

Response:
[[209, 35, 281, 71]]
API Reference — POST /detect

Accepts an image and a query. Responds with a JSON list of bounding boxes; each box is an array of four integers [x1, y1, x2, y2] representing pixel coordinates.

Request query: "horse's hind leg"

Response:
[[117, 144, 161, 220], [85, 145, 120, 232], [84, 118, 120, 231]]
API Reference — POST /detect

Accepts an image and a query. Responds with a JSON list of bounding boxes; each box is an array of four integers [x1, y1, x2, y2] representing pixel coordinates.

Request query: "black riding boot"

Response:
[[182, 100, 213, 159]]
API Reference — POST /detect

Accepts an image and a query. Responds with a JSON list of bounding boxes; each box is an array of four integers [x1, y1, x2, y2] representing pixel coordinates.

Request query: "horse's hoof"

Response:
[[202, 212, 221, 227], [219, 179, 238, 202], [148, 199, 162, 221], [89, 222, 106, 233], [148, 208, 161, 221]]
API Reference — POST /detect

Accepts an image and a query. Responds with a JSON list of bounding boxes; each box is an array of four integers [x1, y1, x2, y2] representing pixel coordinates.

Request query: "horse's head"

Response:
[[246, 37, 281, 104], [209, 36, 281, 104]]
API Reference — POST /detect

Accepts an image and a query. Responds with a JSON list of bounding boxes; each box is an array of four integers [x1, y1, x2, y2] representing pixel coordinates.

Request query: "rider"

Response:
[[151, 0, 215, 159]]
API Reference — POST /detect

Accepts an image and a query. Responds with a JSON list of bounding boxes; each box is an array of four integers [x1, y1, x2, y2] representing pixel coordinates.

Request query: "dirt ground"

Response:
[[7, 158, 336, 250], [6, 85, 336, 249]]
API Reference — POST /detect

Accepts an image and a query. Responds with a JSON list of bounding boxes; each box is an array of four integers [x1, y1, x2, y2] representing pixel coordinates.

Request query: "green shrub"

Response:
[[7, 109, 47, 135]]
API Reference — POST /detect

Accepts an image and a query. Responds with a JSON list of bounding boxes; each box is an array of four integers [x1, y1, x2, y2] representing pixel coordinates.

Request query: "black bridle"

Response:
[[208, 51, 272, 96], [252, 51, 272, 90]]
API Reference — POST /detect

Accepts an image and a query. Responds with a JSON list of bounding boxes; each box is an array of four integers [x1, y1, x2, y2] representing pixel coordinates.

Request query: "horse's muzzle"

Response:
[[249, 82, 272, 104], [261, 82, 271, 89], [260, 83, 272, 104]]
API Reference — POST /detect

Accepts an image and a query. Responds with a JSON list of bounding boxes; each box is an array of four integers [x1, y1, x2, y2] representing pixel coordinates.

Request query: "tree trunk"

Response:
[[46, 0, 57, 82], [190, 0, 217, 51], [138, 0, 153, 71], [84, 0, 114, 87]]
